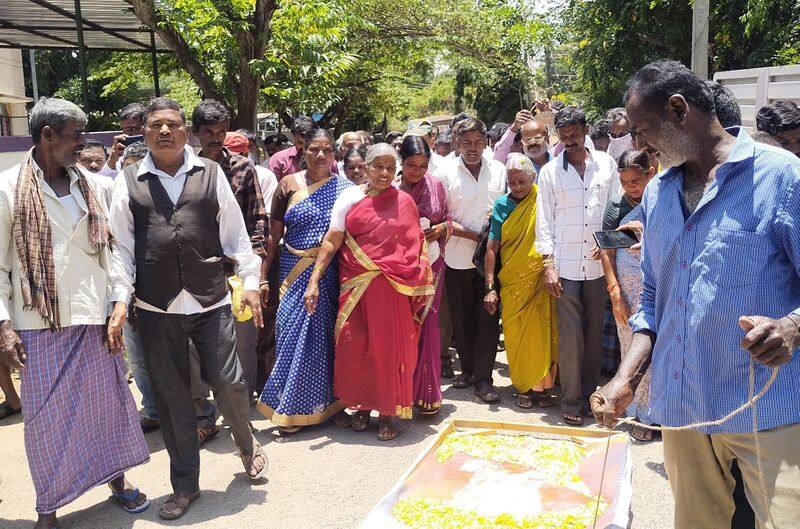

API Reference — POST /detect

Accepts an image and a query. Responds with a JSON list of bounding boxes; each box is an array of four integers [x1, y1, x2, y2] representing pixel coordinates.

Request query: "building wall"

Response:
[[0, 49, 29, 136]]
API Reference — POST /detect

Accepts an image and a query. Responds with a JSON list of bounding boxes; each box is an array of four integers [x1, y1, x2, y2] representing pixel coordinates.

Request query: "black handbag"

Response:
[[472, 220, 495, 277]]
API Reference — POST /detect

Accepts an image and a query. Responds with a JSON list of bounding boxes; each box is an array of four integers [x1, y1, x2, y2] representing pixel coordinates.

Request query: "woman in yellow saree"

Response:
[[484, 154, 558, 409]]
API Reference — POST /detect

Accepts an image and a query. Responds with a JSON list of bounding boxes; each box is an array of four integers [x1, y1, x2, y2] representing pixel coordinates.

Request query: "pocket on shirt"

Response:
[[703, 228, 775, 287]]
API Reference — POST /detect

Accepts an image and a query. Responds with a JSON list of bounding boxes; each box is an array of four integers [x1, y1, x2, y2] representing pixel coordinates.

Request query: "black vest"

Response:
[[124, 159, 227, 311]]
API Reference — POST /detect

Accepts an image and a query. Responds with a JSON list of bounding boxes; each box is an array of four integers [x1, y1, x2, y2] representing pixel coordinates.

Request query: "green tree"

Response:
[[562, 0, 800, 114]]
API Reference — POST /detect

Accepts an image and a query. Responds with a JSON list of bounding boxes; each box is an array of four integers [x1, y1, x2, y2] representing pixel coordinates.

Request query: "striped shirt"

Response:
[[630, 127, 800, 434]]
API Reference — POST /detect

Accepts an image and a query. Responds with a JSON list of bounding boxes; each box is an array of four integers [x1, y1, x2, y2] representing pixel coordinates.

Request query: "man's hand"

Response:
[[739, 315, 798, 368], [532, 99, 551, 114], [424, 223, 446, 242], [484, 290, 499, 315], [259, 281, 270, 308], [108, 134, 127, 169], [543, 266, 563, 299], [511, 109, 534, 133], [618, 220, 644, 251], [0, 320, 25, 368], [590, 377, 635, 429], [242, 290, 264, 328], [304, 281, 320, 315], [106, 302, 127, 354]]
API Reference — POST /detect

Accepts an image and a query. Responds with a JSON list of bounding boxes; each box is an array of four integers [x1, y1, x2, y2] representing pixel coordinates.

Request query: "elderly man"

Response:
[[269, 116, 337, 179], [494, 110, 552, 174], [436, 117, 507, 402], [0, 98, 150, 529], [101, 102, 146, 177], [536, 105, 620, 427], [110, 97, 268, 520], [592, 60, 800, 529]]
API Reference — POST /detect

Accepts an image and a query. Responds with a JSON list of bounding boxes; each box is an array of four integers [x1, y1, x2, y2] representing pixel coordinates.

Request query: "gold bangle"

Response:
[[313, 264, 326, 274]]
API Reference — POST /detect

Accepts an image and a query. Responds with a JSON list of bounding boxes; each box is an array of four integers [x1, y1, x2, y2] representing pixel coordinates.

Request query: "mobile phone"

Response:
[[121, 134, 144, 146], [593, 229, 639, 249]]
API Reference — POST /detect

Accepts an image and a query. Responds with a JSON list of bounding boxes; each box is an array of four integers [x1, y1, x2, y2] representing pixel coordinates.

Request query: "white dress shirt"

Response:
[[534, 149, 621, 281], [110, 145, 261, 315], [435, 154, 507, 269], [256, 165, 279, 211]]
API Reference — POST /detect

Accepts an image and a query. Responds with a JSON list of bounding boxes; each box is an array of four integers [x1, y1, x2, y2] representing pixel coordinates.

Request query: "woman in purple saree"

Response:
[[397, 135, 451, 414]]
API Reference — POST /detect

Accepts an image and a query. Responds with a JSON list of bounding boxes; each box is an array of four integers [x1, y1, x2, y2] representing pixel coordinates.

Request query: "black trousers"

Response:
[[444, 266, 500, 384], [138, 305, 256, 494]]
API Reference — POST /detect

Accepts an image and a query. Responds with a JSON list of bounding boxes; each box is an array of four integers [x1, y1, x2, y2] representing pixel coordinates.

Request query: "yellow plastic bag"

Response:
[[228, 275, 253, 322]]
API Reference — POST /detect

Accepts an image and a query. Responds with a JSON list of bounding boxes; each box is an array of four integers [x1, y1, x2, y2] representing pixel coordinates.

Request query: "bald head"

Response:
[[339, 131, 364, 150], [520, 119, 549, 160]]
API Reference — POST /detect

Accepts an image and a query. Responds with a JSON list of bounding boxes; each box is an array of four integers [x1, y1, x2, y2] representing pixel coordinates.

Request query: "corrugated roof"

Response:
[[0, 0, 170, 52]]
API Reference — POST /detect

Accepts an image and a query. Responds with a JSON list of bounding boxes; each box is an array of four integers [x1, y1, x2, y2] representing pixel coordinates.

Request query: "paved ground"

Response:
[[0, 351, 674, 529]]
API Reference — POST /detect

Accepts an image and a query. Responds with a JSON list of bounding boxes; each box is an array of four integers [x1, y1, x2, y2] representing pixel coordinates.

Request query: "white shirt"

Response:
[[534, 149, 621, 281], [110, 145, 261, 315], [255, 165, 279, 211], [435, 154, 507, 269], [58, 194, 85, 230], [329, 185, 367, 232], [428, 152, 445, 175]]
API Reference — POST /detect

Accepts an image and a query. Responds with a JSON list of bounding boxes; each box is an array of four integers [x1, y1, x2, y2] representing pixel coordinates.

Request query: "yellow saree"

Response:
[[497, 188, 558, 393]]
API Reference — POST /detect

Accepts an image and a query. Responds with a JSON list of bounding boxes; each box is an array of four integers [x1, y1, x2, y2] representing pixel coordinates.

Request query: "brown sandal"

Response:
[[515, 392, 534, 409], [351, 411, 370, 432], [241, 444, 269, 480], [197, 425, 219, 446], [378, 420, 397, 441], [563, 412, 584, 426], [332, 409, 352, 427], [158, 491, 200, 520]]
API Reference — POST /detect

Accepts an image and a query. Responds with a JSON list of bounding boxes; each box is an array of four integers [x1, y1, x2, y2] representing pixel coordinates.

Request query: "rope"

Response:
[[617, 363, 779, 431], [609, 360, 780, 527]]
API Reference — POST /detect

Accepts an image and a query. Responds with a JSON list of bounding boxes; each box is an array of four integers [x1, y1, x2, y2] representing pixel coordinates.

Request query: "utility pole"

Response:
[[691, 0, 710, 79]]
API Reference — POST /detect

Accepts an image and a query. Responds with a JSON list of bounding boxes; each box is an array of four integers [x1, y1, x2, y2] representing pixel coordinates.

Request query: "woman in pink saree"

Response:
[[397, 135, 451, 415], [304, 144, 433, 440]]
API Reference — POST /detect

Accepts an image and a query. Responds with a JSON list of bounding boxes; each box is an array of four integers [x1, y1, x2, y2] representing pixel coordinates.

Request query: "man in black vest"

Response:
[[109, 97, 267, 521]]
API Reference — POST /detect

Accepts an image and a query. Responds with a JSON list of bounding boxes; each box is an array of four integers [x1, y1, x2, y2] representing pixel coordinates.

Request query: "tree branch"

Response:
[[124, 0, 227, 103]]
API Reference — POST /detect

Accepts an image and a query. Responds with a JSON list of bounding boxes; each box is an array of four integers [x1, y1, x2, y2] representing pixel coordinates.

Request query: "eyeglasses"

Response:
[[521, 135, 546, 143]]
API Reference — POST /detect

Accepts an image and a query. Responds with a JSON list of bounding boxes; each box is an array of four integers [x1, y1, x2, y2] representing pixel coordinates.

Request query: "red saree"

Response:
[[333, 187, 434, 418]]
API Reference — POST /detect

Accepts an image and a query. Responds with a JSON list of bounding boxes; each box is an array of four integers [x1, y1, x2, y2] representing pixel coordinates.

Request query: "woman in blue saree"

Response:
[[257, 129, 352, 432]]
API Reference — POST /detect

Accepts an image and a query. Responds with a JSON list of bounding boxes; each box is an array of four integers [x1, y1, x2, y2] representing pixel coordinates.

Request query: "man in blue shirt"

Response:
[[591, 60, 800, 528]]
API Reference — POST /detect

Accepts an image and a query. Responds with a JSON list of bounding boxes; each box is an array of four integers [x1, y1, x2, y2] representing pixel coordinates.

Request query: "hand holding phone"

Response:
[[121, 134, 144, 147], [593, 229, 639, 250]]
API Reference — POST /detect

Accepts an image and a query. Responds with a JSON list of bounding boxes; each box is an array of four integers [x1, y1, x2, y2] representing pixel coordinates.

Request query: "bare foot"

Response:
[[34, 513, 57, 529]]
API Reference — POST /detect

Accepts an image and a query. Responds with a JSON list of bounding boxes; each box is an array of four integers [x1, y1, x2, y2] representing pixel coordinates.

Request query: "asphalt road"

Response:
[[0, 350, 674, 529]]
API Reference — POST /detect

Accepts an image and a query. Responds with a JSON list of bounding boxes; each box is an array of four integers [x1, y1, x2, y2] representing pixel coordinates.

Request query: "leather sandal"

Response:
[[158, 491, 200, 520]]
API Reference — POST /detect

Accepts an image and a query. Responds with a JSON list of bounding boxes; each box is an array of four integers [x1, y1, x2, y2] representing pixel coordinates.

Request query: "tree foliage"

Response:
[[561, 0, 800, 115]]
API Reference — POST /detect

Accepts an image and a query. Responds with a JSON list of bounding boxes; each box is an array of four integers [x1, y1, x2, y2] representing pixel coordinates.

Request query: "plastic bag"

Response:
[[228, 275, 253, 322]]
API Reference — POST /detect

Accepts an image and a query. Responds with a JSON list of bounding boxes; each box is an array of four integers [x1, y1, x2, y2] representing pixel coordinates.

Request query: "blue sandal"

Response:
[[110, 486, 150, 514]]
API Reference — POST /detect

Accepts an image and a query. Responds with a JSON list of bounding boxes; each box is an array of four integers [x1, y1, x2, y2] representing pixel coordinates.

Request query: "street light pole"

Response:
[[691, 0, 710, 79]]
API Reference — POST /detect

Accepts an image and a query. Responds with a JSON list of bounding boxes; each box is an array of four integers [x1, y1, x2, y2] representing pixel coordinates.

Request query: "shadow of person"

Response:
[[53, 475, 268, 528]]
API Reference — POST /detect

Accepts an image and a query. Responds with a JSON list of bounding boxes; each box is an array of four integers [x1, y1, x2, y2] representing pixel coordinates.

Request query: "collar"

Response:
[[560, 147, 593, 172], [659, 126, 754, 183], [137, 145, 205, 179]]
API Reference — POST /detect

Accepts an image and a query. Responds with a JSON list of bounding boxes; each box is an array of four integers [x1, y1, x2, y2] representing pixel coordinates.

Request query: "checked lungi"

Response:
[[19, 325, 150, 514]]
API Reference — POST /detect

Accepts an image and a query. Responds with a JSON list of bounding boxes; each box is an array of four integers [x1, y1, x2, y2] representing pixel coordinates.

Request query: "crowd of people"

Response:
[[0, 58, 800, 529]]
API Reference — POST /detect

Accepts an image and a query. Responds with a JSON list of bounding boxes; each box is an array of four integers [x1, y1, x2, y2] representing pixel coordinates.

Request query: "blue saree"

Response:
[[257, 174, 352, 426]]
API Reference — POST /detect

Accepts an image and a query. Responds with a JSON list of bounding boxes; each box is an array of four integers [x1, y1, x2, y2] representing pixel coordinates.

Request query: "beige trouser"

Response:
[[663, 423, 800, 529]]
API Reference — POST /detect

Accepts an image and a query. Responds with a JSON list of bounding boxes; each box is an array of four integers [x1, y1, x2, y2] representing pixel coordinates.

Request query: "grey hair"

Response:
[[506, 153, 536, 179], [122, 141, 149, 163], [365, 143, 399, 164], [29, 97, 87, 144]]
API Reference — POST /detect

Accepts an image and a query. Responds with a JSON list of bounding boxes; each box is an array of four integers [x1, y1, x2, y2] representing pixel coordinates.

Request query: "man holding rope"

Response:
[[591, 60, 800, 529]]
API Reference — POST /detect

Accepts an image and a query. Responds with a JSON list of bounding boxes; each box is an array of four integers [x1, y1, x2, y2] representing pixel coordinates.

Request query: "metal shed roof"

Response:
[[0, 0, 169, 52]]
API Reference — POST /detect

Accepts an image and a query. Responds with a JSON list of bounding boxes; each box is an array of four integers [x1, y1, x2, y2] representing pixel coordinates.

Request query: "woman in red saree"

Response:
[[304, 144, 433, 440]]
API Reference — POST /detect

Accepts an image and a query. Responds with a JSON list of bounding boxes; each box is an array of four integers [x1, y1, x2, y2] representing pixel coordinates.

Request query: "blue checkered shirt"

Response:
[[630, 128, 800, 434]]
